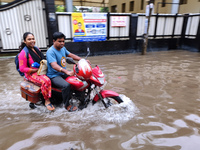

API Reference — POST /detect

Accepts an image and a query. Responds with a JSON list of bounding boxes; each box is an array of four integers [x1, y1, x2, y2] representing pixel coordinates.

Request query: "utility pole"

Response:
[[142, 0, 154, 55]]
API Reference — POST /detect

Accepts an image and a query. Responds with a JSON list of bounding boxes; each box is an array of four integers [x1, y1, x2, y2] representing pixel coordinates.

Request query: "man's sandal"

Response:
[[45, 103, 55, 111], [66, 105, 78, 112]]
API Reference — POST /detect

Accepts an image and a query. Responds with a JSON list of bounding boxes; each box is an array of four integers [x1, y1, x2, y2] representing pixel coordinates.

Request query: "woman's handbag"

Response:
[[37, 60, 47, 75]]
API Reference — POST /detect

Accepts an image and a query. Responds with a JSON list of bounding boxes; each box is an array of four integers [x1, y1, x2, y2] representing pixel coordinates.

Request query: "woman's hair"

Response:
[[52, 32, 65, 41], [19, 32, 34, 52]]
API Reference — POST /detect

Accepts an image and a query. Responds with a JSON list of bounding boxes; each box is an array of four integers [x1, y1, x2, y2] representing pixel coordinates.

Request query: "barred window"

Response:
[[122, 3, 126, 12], [162, 0, 166, 7], [141, 0, 144, 10], [180, 0, 187, 4], [111, 5, 117, 12], [130, 1, 134, 11]]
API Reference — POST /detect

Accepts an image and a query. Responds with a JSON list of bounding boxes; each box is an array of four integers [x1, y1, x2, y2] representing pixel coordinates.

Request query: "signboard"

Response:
[[111, 16, 127, 27], [72, 13, 107, 42]]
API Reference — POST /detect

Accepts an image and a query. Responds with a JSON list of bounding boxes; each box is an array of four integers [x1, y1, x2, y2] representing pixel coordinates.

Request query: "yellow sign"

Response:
[[72, 13, 86, 36], [72, 13, 107, 42]]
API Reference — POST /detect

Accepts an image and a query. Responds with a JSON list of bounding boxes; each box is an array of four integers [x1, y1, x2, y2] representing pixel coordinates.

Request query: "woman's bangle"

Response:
[[59, 68, 63, 72]]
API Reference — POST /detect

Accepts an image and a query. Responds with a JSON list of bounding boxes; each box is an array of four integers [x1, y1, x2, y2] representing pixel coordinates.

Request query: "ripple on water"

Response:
[[173, 119, 188, 128], [121, 121, 200, 150], [167, 108, 176, 112], [7, 126, 88, 150], [185, 114, 200, 124]]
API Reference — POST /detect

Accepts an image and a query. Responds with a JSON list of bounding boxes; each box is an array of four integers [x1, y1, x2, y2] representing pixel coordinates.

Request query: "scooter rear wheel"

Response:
[[29, 103, 37, 109]]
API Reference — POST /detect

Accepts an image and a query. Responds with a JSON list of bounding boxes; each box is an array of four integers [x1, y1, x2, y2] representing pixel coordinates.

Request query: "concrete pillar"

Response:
[[65, 0, 73, 12], [171, 0, 180, 14]]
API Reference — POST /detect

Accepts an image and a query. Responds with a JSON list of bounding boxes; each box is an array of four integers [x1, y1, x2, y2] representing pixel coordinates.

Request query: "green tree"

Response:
[[100, 7, 109, 12], [73, 6, 77, 12], [55, 5, 65, 12]]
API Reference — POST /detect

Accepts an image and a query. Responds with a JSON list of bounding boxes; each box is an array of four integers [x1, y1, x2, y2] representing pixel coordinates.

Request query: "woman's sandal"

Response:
[[66, 105, 78, 112], [45, 103, 55, 111]]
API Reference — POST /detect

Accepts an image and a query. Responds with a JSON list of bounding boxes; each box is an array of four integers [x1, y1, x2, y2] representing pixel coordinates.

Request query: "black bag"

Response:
[[15, 47, 29, 76]]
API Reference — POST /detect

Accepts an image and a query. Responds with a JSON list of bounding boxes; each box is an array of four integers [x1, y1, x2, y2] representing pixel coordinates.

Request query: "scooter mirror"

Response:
[[85, 47, 90, 59], [66, 57, 76, 64]]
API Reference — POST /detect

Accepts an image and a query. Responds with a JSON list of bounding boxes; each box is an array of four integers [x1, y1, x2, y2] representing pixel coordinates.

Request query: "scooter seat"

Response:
[[51, 86, 62, 93]]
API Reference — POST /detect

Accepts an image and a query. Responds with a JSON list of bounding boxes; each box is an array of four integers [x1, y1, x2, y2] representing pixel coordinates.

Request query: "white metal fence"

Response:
[[137, 13, 199, 39], [109, 13, 130, 38], [185, 15, 200, 38], [57, 12, 199, 41], [57, 12, 72, 40], [0, 0, 48, 52], [56, 12, 131, 40]]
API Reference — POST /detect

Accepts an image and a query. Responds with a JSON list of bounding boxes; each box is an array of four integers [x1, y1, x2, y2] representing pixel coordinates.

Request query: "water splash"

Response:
[[0, 90, 139, 125]]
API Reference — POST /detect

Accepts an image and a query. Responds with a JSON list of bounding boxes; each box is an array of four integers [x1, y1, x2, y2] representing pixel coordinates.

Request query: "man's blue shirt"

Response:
[[46, 45, 70, 78]]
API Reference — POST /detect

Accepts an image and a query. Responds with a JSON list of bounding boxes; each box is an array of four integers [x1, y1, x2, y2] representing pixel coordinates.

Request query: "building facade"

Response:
[[109, 0, 200, 14]]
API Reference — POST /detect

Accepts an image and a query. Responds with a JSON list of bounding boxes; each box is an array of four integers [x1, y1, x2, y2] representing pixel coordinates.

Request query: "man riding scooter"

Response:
[[46, 32, 86, 112]]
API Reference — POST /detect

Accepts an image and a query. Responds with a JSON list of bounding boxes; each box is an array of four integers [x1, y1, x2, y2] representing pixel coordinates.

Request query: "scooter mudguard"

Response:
[[93, 90, 119, 102], [65, 76, 89, 91]]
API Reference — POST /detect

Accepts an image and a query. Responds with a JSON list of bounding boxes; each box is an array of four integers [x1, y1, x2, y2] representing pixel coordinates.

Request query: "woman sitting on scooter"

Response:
[[18, 32, 55, 111]]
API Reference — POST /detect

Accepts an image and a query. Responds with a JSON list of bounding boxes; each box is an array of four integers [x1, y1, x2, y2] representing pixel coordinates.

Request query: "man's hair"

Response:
[[53, 32, 65, 41]]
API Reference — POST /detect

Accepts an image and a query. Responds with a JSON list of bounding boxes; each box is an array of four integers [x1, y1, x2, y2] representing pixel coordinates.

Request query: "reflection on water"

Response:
[[1, 50, 200, 149]]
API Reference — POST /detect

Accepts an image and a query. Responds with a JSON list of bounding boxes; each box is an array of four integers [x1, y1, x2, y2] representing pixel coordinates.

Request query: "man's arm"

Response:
[[50, 62, 74, 76], [68, 53, 82, 61], [68, 53, 91, 64]]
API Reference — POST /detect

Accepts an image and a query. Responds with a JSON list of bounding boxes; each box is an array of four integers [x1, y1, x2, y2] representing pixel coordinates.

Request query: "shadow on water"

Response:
[[1, 50, 200, 150]]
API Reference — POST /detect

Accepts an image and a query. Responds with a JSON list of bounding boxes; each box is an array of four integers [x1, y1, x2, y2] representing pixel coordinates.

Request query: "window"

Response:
[[111, 5, 117, 12], [150, 0, 154, 4], [130, 1, 134, 11], [141, 0, 144, 10], [180, 0, 187, 4], [0, 0, 15, 6], [162, 0, 166, 7], [122, 3, 126, 12]]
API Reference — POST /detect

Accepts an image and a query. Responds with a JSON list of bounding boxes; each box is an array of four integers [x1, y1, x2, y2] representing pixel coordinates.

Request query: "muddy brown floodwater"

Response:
[[0, 50, 200, 150]]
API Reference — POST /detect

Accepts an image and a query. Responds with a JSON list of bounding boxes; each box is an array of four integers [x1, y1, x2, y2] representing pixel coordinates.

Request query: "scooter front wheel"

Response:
[[103, 96, 123, 107], [93, 95, 123, 108]]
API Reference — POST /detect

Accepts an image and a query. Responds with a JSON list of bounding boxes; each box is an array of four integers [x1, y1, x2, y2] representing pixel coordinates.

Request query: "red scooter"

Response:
[[20, 49, 123, 110]]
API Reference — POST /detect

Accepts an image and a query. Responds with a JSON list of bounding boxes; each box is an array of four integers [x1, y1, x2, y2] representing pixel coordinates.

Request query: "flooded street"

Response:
[[1, 50, 200, 150]]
